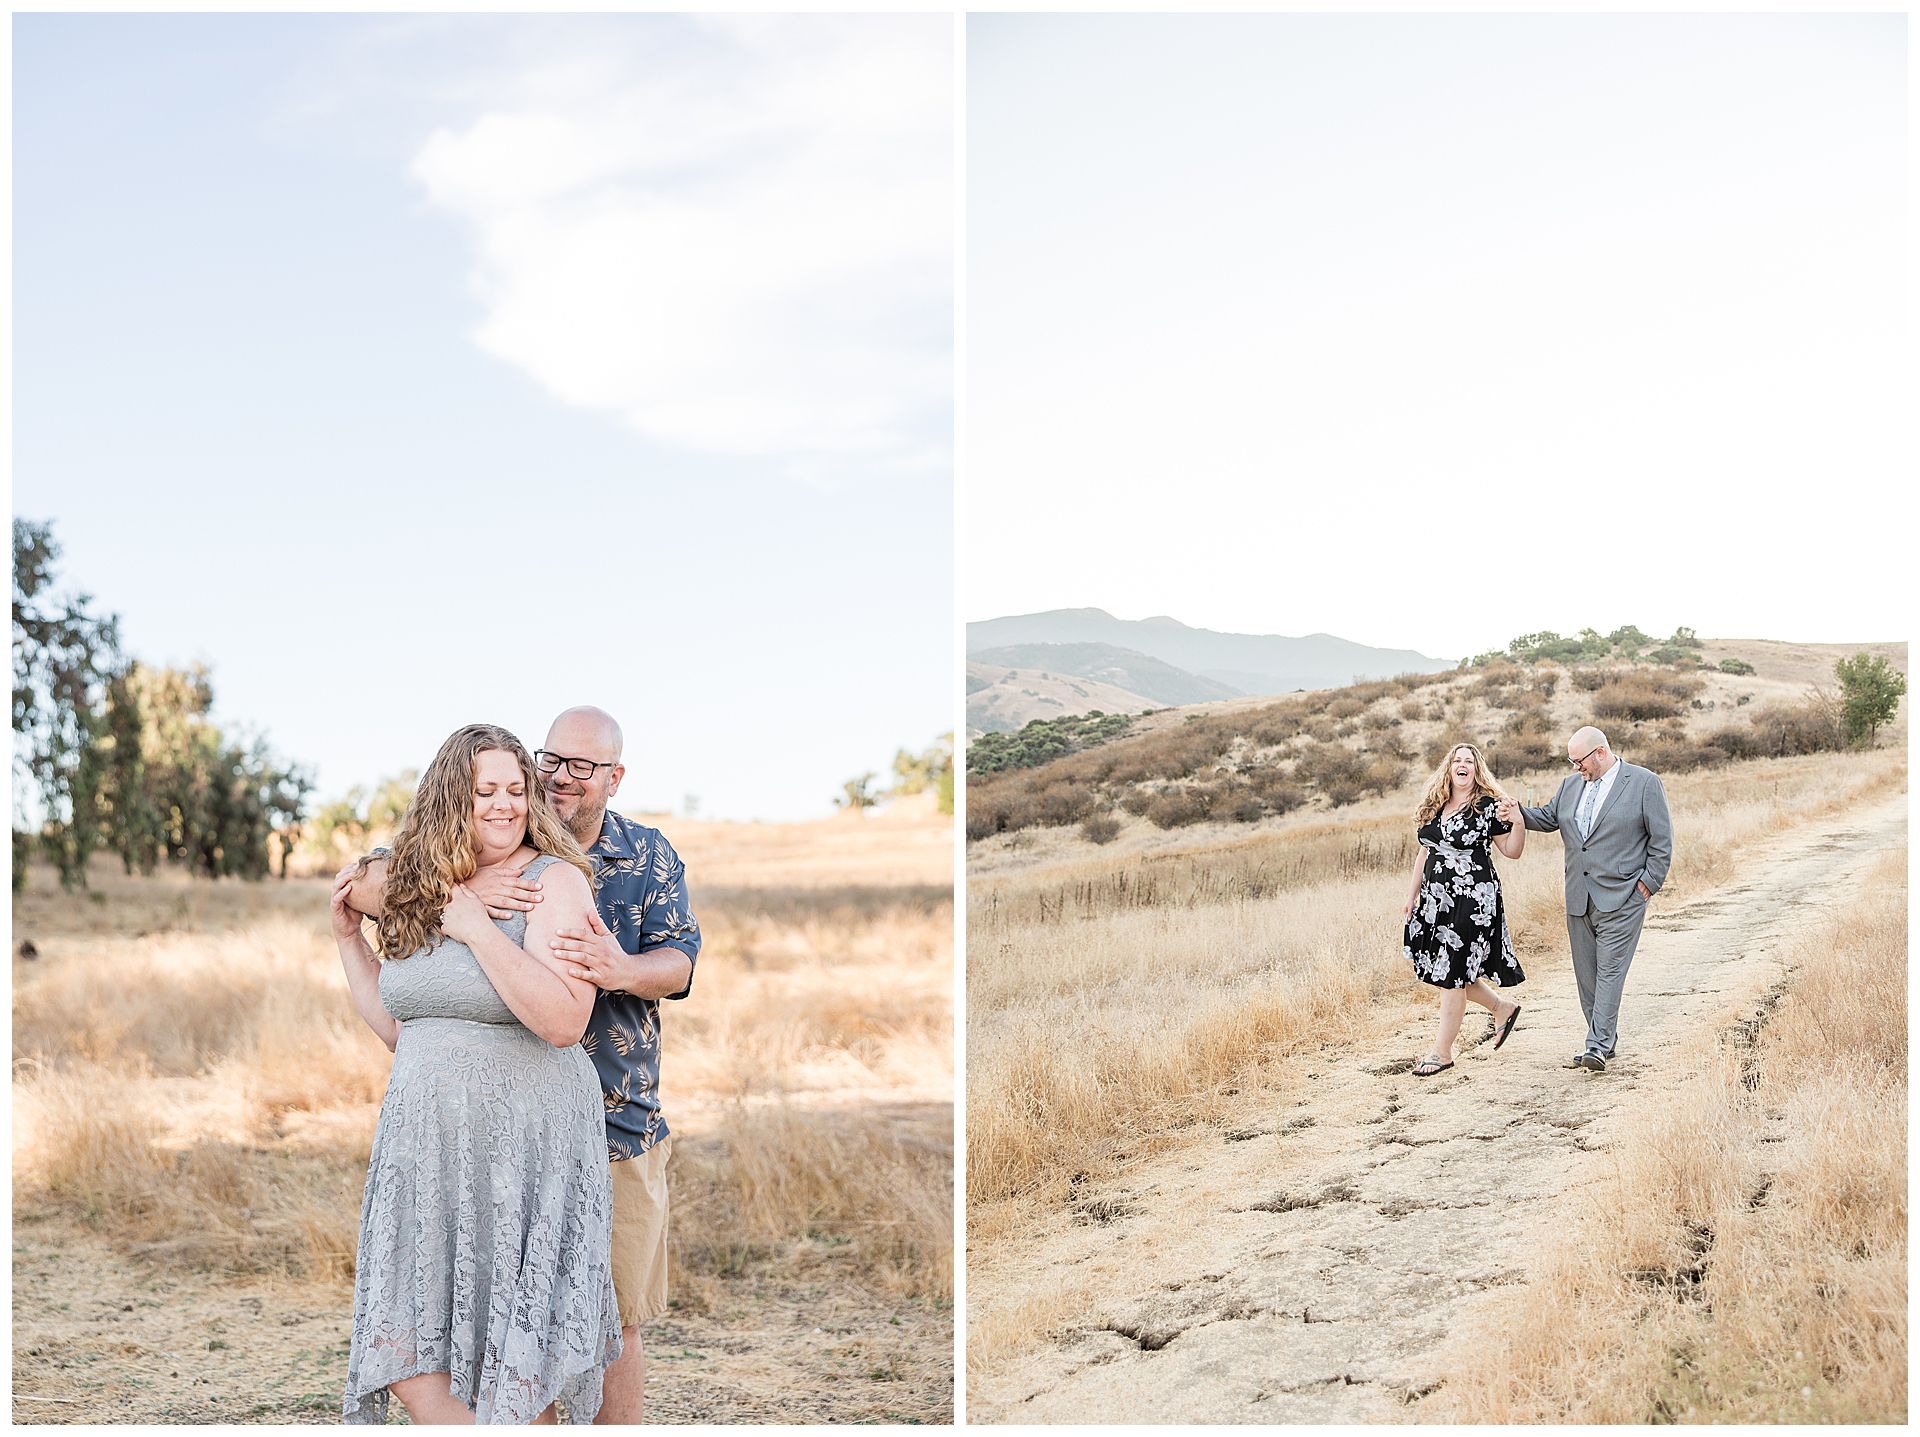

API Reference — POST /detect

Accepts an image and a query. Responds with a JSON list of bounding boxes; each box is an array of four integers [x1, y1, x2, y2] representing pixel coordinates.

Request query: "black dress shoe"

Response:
[[1575, 1053, 1607, 1072]]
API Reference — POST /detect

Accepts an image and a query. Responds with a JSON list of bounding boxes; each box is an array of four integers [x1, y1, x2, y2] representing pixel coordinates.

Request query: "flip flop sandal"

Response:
[[1412, 1057, 1454, 1078], [1494, 1005, 1522, 1050]]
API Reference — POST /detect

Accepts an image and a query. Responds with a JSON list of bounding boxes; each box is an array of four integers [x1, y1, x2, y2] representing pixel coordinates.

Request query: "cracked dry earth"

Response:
[[970, 793, 1907, 1424]]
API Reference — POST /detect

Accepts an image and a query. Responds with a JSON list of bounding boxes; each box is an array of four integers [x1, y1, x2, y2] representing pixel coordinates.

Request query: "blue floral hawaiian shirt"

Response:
[[580, 810, 701, 1161]]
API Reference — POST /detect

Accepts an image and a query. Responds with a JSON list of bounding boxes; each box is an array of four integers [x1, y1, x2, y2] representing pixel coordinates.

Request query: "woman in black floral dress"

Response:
[[1401, 742, 1526, 1076]]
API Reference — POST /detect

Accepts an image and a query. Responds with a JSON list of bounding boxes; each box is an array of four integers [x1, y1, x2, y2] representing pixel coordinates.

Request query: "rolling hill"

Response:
[[968, 642, 1241, 708], [966, 662, 1158, 738], [966, 609, 1451, 695]]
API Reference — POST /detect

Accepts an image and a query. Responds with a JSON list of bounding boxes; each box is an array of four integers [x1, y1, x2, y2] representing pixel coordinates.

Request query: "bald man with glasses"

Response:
[[344, 706, 699, 1423], [1496, 726, 1672, 1073]]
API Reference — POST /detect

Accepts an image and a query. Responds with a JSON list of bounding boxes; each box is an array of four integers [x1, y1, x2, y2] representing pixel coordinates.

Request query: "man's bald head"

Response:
[[547, 706, 624, 764], [1568, 724, 1614, 780]]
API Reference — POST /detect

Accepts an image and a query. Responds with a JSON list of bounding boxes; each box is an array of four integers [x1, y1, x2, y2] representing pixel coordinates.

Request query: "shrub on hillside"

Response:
[[1631, 730, 1726, 774], [1295, 741, 1403, 806], [1747, 695, 1847, 757], [1246, 708, 1303, 747], [964, 770, 1099, 839], [1717, 657, 1756, 676], [967, 711, 1134, 774], [1488, 733, 1557, 776], [1327, 697, 1366, 719], [1146, 791, 1208, 828], [1590, 672, 1704, 722], [1080, 815, 1122, 845]]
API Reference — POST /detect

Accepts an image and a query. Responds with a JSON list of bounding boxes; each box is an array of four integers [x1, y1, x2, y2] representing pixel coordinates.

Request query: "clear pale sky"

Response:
[[15, 14, 953, 822], [967, 14, 1906, 658]]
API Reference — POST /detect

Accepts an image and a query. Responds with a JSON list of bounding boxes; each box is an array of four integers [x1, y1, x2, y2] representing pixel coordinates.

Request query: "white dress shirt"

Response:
[[1578, 752, 1625, 839]]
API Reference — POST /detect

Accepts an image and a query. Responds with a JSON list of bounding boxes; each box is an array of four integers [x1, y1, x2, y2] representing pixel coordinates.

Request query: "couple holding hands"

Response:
[[1402, 724, 1673, 1078]]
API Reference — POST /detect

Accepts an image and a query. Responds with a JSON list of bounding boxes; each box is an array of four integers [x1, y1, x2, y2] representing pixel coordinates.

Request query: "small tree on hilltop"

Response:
[[835, 772, 878, 815], [1833, 653, 1906, 747]]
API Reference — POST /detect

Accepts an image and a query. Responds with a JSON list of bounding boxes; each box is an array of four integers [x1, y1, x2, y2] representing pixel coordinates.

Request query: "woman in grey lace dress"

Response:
[[331, 724, 621, 1424]]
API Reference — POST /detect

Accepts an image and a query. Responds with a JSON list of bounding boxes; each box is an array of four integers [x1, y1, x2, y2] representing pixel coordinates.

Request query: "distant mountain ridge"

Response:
[[968, 642, 1241, 708], [966, 609, 1451, 696]]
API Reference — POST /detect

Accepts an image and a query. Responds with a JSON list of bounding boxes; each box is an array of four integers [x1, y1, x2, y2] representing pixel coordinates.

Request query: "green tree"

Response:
[[11, 520, 310, 888], [308, 770, 418, 862], [890, 732, 955, 807], [12, 518, 124, 888], [1833, 653, 1906, 747], [835, 772, 879, 814]]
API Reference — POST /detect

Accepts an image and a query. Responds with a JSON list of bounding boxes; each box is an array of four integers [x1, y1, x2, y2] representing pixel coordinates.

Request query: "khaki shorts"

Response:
[[608, 1139, 671, 1328]]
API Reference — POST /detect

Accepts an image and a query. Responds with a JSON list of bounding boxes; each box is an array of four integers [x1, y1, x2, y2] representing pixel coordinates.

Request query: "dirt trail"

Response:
[[970, 794, 1907, 1424]]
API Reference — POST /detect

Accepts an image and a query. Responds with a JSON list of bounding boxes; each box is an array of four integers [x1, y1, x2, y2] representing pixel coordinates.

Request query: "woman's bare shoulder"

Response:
[[532, 854, 592, 897]]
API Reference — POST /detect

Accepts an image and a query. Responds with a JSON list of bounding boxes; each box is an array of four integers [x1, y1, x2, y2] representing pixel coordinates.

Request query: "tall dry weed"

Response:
[[14, 868, 952, 1302], [1434, 847, 1908, 1423]]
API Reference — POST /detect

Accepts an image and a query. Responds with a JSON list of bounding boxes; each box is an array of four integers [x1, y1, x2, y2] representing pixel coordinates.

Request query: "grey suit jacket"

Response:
[[1519, 760, 1674, 916]]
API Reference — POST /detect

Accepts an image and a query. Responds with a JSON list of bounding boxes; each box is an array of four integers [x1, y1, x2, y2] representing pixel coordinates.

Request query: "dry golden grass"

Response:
[[965, 748, 1906, 1231], [1434, 846, 1907, 1423], [14, 851, 953, 1306]]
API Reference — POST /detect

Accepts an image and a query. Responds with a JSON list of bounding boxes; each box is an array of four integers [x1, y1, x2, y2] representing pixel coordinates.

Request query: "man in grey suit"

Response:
[[1498, 725, 1673, 1072]]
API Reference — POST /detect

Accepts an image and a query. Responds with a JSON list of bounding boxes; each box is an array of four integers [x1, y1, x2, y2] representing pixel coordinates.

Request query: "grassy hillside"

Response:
[[965, 642, 1903, 845]]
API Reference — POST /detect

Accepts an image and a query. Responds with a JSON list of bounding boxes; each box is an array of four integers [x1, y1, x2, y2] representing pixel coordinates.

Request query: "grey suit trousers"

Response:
[[1568, 892, 1648, 1059]]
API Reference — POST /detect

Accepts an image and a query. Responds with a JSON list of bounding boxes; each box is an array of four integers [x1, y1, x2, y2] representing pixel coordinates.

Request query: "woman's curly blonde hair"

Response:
[[369, 724, 595, 960], [1414, 741, 1510, 825]]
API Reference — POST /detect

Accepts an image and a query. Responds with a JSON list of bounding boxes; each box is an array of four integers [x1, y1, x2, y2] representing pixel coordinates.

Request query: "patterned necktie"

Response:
[[1578, 778, 1600, 839]]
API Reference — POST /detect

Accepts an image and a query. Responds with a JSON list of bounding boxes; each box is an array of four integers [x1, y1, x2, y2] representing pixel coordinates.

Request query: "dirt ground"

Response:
[[12, 1216, 952, 1425], [965, 791, 1905, 1423]]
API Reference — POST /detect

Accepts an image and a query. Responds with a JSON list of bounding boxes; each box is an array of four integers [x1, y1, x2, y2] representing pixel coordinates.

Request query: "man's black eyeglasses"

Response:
[[1568, 746, 1602, 769], [535, 751, 616, 781]]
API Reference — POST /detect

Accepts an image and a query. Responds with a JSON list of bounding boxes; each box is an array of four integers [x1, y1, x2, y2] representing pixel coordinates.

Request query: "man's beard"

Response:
[[552, 789, 608, 846]]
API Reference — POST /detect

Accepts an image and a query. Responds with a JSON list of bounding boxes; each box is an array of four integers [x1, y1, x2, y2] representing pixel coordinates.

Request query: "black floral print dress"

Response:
[[1403, 796, 1525, 990]]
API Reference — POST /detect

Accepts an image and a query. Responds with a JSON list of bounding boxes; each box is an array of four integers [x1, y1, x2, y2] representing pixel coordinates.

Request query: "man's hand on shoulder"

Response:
[[468, 863, 544, 920], [550, 910, 693, 999]]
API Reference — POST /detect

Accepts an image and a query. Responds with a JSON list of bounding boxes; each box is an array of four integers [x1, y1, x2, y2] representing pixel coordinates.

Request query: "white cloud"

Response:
[[412, 15, 952, 479]]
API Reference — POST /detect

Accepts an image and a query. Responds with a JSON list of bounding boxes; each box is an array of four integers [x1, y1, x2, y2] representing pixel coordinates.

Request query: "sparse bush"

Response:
[[1631, 733, 1727, 774], [1246, 708, 1304, 746], [1327, 697, 1366, 719], [1257, 781, 1307, 814], [1218, 789, 1263, 824], [1363, 709, 1400, 731], [1703, 727, 1760, 761], [1488, 734, 1557, 776], [964, 770, 1099, 838], [1747, 695, 1848, 758], [1118, 788, 1155, 817], [1592, 674, 1688, 721], [1399, 700, 1423, 721], [1080, 815, 1122, 845], [1146, 791, 1208, 828], [1716, 657, 1755, 676]]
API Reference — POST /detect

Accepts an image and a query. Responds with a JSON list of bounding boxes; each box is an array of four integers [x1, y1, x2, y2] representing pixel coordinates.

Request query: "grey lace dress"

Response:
[[342, 854, 621, 1425]]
